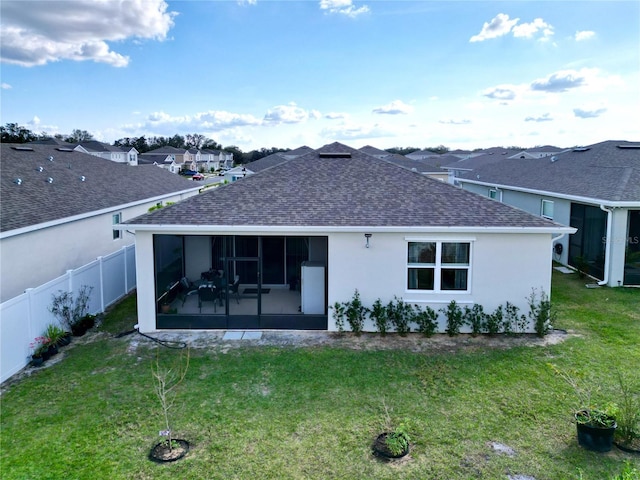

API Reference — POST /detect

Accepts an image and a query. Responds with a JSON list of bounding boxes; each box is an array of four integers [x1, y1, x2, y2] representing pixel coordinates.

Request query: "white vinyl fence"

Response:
[[0, 245, 136, 384]]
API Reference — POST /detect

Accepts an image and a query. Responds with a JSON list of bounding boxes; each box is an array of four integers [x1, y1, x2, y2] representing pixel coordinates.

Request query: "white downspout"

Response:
[[598, 204, 613, 286]]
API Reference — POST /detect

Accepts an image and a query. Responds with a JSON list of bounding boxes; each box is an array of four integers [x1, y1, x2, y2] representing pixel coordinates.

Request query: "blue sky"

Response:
[[1, 0, 638, 151]]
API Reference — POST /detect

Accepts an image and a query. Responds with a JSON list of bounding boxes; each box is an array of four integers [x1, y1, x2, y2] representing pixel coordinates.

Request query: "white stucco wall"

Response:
[[0, 192, 196, 303], [134, 229, 556, 333], [327, 231, 554, 333]]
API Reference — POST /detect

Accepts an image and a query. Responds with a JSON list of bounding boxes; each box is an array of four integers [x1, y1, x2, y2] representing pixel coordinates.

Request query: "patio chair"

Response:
[[178, 276, 199, 306], [229, 275, 241, 304], [198, 285, 219, 313]]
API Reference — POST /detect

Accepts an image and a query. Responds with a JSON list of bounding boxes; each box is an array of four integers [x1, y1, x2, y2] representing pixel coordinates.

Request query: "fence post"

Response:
[[66, 269, 74, 294], [98, 256, 105, 312], [123, 245, 129, 293], [25, 288, 35, 354]]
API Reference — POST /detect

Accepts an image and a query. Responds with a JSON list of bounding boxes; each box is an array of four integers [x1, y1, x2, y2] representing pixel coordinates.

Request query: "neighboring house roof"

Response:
[[137, 154, 172, 165], [76, 141, 130, 153], [244, 153, 289, 173], [125, 142, 569, 231], [143, 146, 188, 155], [383, 154, 446, 173], [281, 146, 314, 158], [0, 143, 199, 234], [359, 145, 390, 158], [443, 148, 521, 171], [458, 140, 640, 203], [28, 138, 76, 146]]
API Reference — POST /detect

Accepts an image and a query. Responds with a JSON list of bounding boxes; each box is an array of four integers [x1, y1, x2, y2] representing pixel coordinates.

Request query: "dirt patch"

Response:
[[143, 329, 574, 354]]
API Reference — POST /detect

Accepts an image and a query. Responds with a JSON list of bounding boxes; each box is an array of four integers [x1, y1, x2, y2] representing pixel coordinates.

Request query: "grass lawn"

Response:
[[1, 272, 639, 479]]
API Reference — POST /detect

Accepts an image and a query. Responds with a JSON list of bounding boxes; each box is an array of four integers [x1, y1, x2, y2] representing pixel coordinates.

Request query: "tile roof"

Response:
[[1, 143, 199, 233], [458, 140, 640, 202], [126, 142, 566, 230]]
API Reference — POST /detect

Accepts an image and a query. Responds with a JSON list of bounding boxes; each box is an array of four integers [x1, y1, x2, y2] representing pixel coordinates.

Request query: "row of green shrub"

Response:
[[331, 288, 555, 337]]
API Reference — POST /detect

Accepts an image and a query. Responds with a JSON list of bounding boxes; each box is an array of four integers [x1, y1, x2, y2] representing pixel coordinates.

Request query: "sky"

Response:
[[1, 0, 639, 151]]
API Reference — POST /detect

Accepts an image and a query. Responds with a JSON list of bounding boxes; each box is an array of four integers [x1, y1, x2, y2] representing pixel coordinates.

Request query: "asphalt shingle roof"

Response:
[[126, 142, 564, 229], [1, 143, 198, 233], [458, 140, 640, 202]]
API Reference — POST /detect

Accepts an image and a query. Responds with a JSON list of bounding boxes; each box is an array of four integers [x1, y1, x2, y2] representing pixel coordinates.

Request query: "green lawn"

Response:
[[1, 272, 639, 479]]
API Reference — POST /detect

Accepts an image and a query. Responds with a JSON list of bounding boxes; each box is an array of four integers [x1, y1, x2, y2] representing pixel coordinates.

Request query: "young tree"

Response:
[[1, 123, 38, 143], [65, 129, 94, 143]]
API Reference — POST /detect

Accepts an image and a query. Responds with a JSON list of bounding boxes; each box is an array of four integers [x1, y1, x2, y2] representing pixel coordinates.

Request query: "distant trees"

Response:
[[65, 129, 94, 143], [1, 123, 38, 143]]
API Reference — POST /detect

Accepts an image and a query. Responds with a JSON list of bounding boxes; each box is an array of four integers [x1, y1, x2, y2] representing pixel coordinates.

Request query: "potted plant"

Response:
[[372, 401, 411, 459], [45, 323, 70, 348], [29, 336, 52, 365], [550, 364, 618, 452]]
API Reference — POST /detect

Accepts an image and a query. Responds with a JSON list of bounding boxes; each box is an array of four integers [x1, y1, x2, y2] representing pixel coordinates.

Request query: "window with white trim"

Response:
[[541, 199, 554, 220], [112, 212, 122, 240], [407, 241, 471, 291]]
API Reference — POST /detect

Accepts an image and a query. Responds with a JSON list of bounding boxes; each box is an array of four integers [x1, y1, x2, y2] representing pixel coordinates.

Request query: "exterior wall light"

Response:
[[365, 233, 372, 248]]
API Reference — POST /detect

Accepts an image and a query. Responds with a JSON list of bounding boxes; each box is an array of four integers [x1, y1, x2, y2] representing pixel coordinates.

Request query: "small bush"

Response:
[[503, 301, 527, 334], [463, 304, 485, 336], [413, 305, 438, 337], [441, 300, 463, 336], [527, 287, 555, 337], [369, 298, 389, 336], [386, 296, 412, 336], [484, 305, 503, 335]]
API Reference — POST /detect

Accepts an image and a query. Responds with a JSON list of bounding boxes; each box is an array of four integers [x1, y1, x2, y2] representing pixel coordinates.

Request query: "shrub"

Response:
[[331, 301, 346, 334], [463, 304, 486, 336], [441, 300, 463, 336], [369, 298, 389, 335], [526, 287, 555, 337], [386, 296, 412, 336], [503, 301, 527, 334], [484, 305, 503, 335], [332, 290, 368, 335], [49, 285, 93, 332], [413, 305, 438, 337]]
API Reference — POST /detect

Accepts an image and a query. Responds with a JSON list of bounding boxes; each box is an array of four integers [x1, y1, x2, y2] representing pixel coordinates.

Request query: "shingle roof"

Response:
[[384, 154, 446, 173], [77, 141, 128, 153], [458, 140, 640, 202], [1, 143, 198, 233], [245, 153, 289, 173], [126, 142, 565, 230], [444, 148, 521, 170]]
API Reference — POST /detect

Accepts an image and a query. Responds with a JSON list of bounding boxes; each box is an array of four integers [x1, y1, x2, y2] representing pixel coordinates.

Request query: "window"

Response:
[[112, 213, 122, 240], [541, 200, 554, 219], [407, 241, 471, 291]]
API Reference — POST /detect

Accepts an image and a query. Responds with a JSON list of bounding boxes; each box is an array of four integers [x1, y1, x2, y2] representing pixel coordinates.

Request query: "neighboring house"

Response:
[[122, 142, 574, 334], [222, 166, 250, 182], [137, 153, 174, 170], [509, 146, 562, 160], [383, 154, 450, 182], [457, 140, 640, 287], [141, 146, 195, 172], [442, 148, 521, 185], [0, 143, 201, 302], [74, 141, 139, 165], [359, 145, 391, 159], [405, 149, 442, 161], [281, 146, 314, 159]]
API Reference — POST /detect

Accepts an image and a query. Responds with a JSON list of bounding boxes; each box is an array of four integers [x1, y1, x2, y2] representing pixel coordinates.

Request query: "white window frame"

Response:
[[541, 199, 554, 220], [112, 212, 122, 240], [406, 239, 472, 293]]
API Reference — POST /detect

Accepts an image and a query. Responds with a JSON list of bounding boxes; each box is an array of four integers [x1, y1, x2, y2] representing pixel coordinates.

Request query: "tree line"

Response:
[[0, 122, 457, 163]]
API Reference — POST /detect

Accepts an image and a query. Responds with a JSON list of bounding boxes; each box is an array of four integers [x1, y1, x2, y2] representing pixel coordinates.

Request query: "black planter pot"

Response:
[[47, 344, 59, 357], [372, 433, 410, 459], [71, 324, 87, 337], [58, 333, 72, 347], [576, 413, 617, 452], [149, 439, 190, 463], [30, 355, 44, 367]]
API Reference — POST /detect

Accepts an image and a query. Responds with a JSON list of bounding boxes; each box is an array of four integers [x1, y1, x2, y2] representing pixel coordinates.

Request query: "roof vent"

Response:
[[617, 144, 640, 149], [14, 178, 22, 185], [46, 177, 53, 184], [11, 146, 34, 151], [318, 152, 351, 158], [48, 155, 54, 161], [550, 156, 557, 162], [572, 147, 590, 152], [80, 175, 86, 182], [36, 166, 44, 172], [55, 147, 75, 152]]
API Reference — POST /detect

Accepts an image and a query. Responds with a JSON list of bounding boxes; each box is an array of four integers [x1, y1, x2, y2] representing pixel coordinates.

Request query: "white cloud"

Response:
[[575, 30, 595, 41], [321, 122, 391, 141], [372, 100, 414, 115], [237, 0, 257, 5], [470, 13, 553, 42], [319, 0, 369, 18], [1, 82, 11, 89], [263, 102, 316, 124], [0, 0, 176, 67], [438, 119, 472, 125], [524, 113, 553, 122], [573, 107, 607, 118], [325, 112, 349, 120], [530, 69, 590, 93], [512, 18, 553, 39], [470, 13, 519, 42], [130, 109, 262, 136], [482, 85, 519, 100]]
